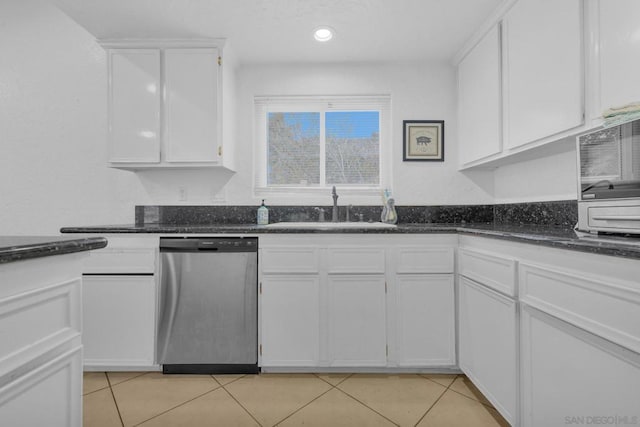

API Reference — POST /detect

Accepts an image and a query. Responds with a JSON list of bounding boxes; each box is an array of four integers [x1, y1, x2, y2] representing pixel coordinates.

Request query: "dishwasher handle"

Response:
[[160, 237, 258, 253], [197, 241, 221, 251]]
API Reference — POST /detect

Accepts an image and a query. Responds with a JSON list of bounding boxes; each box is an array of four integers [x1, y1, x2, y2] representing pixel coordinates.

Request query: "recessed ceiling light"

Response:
[[314, 26, 334, 42]]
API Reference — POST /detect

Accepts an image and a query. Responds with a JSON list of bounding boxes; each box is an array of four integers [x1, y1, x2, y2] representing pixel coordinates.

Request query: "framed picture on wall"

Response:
[[402, 120, 445, 161]]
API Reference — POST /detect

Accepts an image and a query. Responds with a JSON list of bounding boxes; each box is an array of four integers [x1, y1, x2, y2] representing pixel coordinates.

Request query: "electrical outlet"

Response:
[[178, 187, 188, 201]]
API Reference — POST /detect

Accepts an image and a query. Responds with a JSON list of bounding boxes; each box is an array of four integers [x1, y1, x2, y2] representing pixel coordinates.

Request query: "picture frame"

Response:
[[402, 120, 445, 161]]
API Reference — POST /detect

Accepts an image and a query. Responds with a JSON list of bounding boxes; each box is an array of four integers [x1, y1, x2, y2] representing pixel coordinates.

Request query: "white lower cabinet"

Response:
[[260, 275, 320, 367], [459, 276, 517, 425], [518, 255, 640, 427], [459, 235, 640, 427], [0, 347, 82, 427], [83, 276, 156, 369], [328, 275, 387, 367], [0, 253, 86, 427], [395, 275, 455, 367], [81, 235, 159, 370], [521, 305, 640, 427], [259, 234, 457, 370], [457, 246, 517, 425]]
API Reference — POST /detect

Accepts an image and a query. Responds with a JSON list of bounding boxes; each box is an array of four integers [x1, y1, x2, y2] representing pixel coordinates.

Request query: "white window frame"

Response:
[[253, 95, 392, 200]]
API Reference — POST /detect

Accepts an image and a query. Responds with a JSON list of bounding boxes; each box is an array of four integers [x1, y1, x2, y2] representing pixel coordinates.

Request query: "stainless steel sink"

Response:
[[263, 221, 397, 229]]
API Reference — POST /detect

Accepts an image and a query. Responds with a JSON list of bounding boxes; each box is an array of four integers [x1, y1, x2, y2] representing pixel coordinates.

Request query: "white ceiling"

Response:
[[52, 0, 503, 64]]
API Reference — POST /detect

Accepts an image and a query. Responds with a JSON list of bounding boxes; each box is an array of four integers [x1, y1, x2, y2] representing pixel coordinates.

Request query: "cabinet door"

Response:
[[395, 274, 455, 367], [458, 25, 502, 165], [260, 276, 320, 367], [164, 48, 219, 163], [82, 276, 156, 368], [108, 49, 161, 163], [459, 277, 517, 425], [503, 0, 583, 149], [521, 305, 640, 427], [328, 275, 387, 366], [598, 0, 640, 112], [0, 347, 82, 427]]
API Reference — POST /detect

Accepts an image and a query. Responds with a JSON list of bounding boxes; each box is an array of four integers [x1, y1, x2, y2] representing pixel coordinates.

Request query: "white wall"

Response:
[[220, 62, 494, 206], [493, 148, 578, 203], [0, 0, 142, 235]]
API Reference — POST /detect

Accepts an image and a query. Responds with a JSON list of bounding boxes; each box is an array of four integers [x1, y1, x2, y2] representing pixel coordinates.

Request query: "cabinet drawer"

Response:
[[395, 246, 454, 273], [327, 247, 385, 274], [84, 248, 156, 274], [587, 205, 640, 232], [0, 279, 81, 377], [519, 263, 640, 354], [458, 248, 517, 296], [261, 247, 320, 274]]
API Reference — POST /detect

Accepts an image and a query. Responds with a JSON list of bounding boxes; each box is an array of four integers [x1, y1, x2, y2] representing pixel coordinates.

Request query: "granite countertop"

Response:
[[59, 223, 640, 260], [0, 236, 108, 264]]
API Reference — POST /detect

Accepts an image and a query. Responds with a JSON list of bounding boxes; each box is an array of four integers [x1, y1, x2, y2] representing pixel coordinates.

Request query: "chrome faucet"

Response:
[[331, 186, 339, 222]]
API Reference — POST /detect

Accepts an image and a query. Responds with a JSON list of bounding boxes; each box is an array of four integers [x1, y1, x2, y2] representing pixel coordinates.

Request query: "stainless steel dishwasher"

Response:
[[157, 237, 258, 374]]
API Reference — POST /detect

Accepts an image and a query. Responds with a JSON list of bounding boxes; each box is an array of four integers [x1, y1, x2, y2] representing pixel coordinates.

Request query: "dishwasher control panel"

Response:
[[160, 237, 258, 252]]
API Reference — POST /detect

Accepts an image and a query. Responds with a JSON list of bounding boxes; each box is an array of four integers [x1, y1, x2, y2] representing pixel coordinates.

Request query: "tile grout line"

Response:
[[447, 386, 498, 410], [272, 383, 337, 426], [333, 385, 401, 427], [220, 373, 356, 426], [130, 384, 224, 427], [447, 375, 498, 410], [335, 374, 462, 427], [108, 372, 149, 388], [312, 372, 353, 388], [220, 382, 265, 426], [273, 373, 353, 426], [104, 372, 126, 427], [212, 374, 246, 387], [83, 385, 110, 397], [412, 374, 459, 427]]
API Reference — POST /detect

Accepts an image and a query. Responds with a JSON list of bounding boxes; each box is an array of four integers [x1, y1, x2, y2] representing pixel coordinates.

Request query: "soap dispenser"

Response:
[[382, 198, 398, 224], [380, 189, 398, 224], [257, 200, 269, 225]]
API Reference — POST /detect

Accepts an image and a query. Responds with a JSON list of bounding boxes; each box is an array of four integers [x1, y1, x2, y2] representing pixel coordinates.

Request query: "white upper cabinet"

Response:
[[109, 49, 161, 163], [594, 0, 640, 118], [502, 0, 583, 150], [103, 40, 234, 170], [458, 25, 502, 166], [455, 0, 587, 169], [164, 49, 219, 163]]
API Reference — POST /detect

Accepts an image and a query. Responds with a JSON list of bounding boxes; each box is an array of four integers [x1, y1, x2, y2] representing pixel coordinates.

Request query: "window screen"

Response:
[[325, 111, 380, 185], [267, 112, 320, 185]]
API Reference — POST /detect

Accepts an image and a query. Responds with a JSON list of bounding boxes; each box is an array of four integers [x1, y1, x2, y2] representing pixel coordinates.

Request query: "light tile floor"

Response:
[[83, 372, 509, 427]]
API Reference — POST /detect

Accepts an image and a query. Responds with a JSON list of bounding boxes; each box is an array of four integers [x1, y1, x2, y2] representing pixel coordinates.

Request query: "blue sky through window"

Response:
[[326, 111, 379, 138], [280, 112, 319, 138], [280, 111, 379, 138]]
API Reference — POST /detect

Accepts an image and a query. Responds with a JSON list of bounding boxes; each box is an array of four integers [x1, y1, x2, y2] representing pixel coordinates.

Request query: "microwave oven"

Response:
[[577, 118, 640, 234]]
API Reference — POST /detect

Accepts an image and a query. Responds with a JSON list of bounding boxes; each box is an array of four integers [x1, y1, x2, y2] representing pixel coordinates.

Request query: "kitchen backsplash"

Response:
[[493, 200, 577, 227], [136, 200, 577, 227]]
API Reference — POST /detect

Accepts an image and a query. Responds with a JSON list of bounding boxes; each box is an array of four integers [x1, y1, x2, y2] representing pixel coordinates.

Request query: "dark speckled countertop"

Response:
[[0, 236, 108, 264], [59, 223, 640, 260]]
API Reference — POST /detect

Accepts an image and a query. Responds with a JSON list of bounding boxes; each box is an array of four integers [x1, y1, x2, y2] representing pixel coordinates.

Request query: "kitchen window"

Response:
[[254, 95, 391, 198]]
